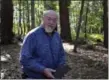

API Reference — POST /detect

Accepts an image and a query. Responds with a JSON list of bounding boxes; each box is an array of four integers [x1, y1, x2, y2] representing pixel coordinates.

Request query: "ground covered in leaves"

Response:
[[1, 43, 108, 79]]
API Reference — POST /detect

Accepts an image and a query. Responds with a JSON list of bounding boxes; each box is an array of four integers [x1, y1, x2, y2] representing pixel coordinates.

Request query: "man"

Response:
[[20, 10, 66, 79]]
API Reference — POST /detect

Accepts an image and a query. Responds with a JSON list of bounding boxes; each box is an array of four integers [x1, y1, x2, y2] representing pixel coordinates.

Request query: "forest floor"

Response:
[[1, 42, 108, 79]]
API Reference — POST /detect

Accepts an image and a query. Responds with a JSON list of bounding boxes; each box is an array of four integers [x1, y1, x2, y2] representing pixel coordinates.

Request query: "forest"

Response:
[[1, 0, 108, 79]]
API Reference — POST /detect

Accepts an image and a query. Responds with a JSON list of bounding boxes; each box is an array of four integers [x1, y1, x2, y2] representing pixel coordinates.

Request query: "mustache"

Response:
[[48, 25, 56, 28]]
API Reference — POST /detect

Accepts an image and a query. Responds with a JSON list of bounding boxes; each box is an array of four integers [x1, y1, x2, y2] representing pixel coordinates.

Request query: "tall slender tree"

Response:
[[18, 0, 22, 35], [59, 0, 72, 42], [26, 0, 30, 32], [84, 2, 89, 39], [1, 0, 14, 44], [31, 0, 35, 29], [103, 0, 108, 48], [22, 1, 26, 36], [73, 0, 85, 52]]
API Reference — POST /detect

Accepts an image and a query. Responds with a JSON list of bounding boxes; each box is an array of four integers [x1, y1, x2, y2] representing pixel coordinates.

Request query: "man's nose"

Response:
[[49, 20, 54, 24]]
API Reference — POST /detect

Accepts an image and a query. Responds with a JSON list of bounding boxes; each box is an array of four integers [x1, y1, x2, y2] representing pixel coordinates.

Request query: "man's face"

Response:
[[43, 13, 58, 33]]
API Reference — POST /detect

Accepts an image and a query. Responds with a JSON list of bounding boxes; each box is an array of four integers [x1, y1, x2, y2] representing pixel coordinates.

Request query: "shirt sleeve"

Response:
[[20, 33, 45, 73]]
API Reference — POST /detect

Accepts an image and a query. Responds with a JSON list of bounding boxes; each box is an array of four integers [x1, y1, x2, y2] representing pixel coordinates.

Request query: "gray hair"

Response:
[[43, 10, 58, 18]]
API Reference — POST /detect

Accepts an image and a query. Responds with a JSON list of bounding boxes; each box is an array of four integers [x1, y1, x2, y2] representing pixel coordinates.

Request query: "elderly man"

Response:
[[20, 10, 66, 79]]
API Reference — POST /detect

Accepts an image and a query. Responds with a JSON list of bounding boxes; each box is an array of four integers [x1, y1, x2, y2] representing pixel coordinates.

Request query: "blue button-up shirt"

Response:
[[20, 26, 66, 78]]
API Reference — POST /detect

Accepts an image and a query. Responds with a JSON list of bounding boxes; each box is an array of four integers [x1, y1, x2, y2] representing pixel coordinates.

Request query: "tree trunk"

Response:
[[59, 0, 72, 42], [84, 2, 89, 39], [31, 0, 35, 29], [73, 0, 85, 52], [23, 1, 26, 36], [1, 0, 14, 44], [103, 0, 108, 48], [26, 0, 30, 32], [18, 0, 22, 36]]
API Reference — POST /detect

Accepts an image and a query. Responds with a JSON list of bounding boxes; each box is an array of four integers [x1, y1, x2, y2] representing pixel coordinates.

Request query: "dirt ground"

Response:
[[1, 43, 108, 79]]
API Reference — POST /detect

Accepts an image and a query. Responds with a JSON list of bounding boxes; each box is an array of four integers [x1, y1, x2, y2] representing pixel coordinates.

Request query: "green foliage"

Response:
[[12, 0, 104, 44], [13, 23, 18, 35], [71, 30, 87, 44], [87, 1, 103, 33], [88, 34, 103, 43], [69, 1, 103, 35], [71, 28, 103, 45]]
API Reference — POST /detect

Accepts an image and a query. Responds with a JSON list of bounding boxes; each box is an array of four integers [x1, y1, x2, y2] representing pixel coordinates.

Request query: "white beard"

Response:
[[44, 27, 54, 33]]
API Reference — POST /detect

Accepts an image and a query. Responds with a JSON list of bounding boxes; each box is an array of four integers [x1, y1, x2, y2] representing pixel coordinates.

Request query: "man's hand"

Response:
[[43, 68, 56, 79]]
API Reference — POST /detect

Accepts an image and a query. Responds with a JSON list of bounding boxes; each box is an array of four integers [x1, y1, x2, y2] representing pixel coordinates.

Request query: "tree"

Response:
[[26, 0, 30, 32], [1, 0, 14, 44], [22, 1, 26, 36], [31, 0, 35, 29], [44, 1, 57, 10], [84, 2, 89, 39], [103, 0, 108, 48], [59, 0, 72, 42], [18, 0, 22, 36], [73, 0, 85, 52]]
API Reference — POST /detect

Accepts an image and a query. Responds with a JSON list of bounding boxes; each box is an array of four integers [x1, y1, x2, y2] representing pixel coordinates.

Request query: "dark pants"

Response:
[[21, 73, 28, 79]]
